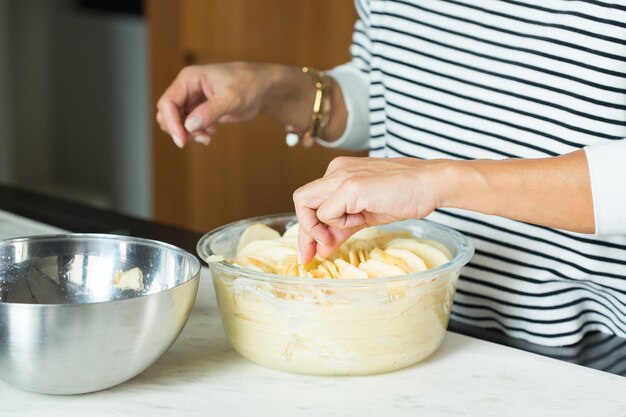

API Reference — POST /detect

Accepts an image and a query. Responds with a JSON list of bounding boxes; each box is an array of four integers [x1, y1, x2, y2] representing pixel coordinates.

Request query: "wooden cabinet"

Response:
[[147, 0, 360, 232]]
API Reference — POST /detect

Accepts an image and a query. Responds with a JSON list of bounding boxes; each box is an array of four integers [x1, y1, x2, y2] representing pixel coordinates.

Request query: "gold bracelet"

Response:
[[285, 66, 331, 147]]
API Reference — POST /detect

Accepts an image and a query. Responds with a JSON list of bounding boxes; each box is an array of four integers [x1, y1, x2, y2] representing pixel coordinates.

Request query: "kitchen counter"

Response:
[[2, 265, 626, 416], [1, 185, 626, 416], [1, 184, 624, 376]]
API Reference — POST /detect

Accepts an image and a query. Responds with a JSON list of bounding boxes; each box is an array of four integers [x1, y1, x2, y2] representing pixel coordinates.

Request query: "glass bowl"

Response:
[[197, 213, 473, 376]]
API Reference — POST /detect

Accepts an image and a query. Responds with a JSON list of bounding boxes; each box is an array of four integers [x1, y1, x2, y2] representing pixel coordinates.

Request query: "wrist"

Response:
[[432, 159, 494, 214], [259, 64, 314, 125], [260, 64, 347, 143], [257, 63, 286, 114]]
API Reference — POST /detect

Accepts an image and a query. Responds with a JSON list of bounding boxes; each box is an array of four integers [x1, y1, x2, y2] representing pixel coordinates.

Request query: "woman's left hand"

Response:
[[293, 150, 595, 265], [293, 156, 450, 264]]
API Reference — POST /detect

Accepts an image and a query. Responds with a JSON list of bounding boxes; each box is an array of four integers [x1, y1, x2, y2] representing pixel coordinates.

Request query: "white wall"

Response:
[[0, 0, 151, 218]]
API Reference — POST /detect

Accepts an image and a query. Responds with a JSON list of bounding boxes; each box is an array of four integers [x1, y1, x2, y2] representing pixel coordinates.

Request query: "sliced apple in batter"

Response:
[[358, 259, 406, 278], [236, 223, 281, 253], [334, 259, 368, 279], [384, 247, 428, 272], [384, 238, 450, 269]]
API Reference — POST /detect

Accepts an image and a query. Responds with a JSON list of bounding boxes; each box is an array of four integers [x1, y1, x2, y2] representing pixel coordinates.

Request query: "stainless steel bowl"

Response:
[[0, 234, 201, 394]]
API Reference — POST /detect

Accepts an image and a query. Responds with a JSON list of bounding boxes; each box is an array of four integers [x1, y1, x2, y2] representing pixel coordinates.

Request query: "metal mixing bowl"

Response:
[[0, 234, 201, 394]]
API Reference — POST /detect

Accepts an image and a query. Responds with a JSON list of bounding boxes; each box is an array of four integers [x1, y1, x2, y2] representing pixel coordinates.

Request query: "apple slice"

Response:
[[236, 223, 281, 253], [384, 247, 428, 272], [334, 259, 368, 279], [358, 259, 406, 278], [384, 238, 450, 269], [282, 222, 300, 238], [369, 247, 410, 273], [113, 267, 144, 290], [420, 239, 453, 260]]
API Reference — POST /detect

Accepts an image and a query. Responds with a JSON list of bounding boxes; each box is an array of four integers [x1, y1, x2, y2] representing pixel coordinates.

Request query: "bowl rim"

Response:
[[197, 213, 474, 286], [0, 233, 201, 306]]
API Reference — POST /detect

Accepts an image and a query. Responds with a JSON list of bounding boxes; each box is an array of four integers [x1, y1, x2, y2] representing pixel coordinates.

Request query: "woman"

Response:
[[157, 0, 626, 347]]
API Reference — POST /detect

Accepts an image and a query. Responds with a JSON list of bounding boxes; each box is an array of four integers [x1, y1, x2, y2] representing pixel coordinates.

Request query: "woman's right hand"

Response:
[[157, 61, 348, 148], [156, 62, 279, 148]]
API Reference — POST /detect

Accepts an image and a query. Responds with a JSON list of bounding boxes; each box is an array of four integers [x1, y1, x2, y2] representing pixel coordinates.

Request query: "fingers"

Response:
[[157, 63, 265, 149], [293, 178, 334, 264], [157, 66, 223, 149], [315, 226, 363, 260], [294, 177, 339, 236], [294, 175, 368, 264], [296, 157, 408, 263], [309, 180, 367, 258], [297, 225, 317, 265], [156, 68, 197, 147], [157, 97, 222, 148], [192, 135, 211, 146], [183, 92, 236, 134], [316, 179, 367, 230], [157, 105, 215, 147], [159, 99, 188, 148], [295, 216, 358, 264], [188, 126, 217, 146], [296, 176, 365, 230], [293, 190, 331, 265]]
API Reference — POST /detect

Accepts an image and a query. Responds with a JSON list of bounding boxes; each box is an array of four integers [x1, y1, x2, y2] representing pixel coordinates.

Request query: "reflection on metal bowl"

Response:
[[0, 234, 200, 394]]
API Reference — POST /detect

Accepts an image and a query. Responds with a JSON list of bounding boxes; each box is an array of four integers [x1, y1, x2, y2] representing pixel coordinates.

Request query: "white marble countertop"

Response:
[[0, 210, 66, 239], [1, 211, 626, 417]]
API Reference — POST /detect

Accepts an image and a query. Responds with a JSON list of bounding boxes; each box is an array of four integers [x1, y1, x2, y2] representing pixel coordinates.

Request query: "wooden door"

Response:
[[147, 0, 360, 233]]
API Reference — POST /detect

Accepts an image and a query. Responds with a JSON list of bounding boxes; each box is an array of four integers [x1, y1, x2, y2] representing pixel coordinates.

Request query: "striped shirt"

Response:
[[326, 0, 626, 346]]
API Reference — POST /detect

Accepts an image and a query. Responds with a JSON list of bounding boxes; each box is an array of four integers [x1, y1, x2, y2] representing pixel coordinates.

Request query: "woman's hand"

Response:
[[293, 157, 450, 264], [293, 150, 594, 264], [156, 62, 348, 148], [156, 62, 279, 148]]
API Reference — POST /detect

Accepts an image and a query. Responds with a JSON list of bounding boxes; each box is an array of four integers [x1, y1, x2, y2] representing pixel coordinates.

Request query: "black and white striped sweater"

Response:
[[325, 0, 626, 347]]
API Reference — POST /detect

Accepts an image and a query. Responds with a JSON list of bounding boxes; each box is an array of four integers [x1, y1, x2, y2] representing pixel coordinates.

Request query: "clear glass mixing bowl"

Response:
[[197, 213, 473, 376]]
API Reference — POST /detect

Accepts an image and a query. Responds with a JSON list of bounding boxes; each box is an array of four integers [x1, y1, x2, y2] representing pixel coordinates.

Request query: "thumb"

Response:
[[183, 94, 234, 133]]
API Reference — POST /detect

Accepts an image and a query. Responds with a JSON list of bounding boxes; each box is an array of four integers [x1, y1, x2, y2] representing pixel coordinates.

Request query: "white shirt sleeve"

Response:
[[584, 139, 626, 235], [315, 62, 370, 151], [316, 1, 371, 151]]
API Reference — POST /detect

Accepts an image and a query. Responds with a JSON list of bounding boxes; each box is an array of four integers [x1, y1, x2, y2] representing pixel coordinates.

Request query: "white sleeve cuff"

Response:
[[584, 139, 626, 235], [316, 62, 370, 151]]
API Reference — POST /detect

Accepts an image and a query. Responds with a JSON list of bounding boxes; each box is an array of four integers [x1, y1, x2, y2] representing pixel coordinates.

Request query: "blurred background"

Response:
[[0, 0, 358, 233]]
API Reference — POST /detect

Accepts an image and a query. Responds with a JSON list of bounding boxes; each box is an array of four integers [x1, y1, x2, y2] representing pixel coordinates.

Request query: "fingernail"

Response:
[[194, 135, 211, 145], [184, 115, 203, 132], [172, 134, 184, 149], [315, 239, 328, 247]]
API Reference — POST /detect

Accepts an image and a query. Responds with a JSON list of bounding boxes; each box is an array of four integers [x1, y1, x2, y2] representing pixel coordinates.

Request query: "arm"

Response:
[[156, 1, 372, 149], [293, 146, 612, 264], [454, 139, 626, 235], [155, 62, 348, 148], [443, 150, 594, 233]]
